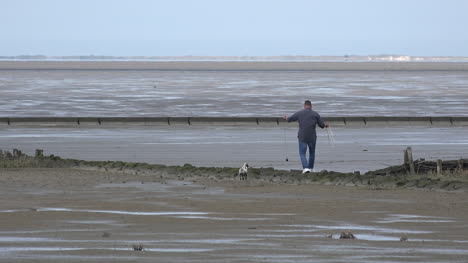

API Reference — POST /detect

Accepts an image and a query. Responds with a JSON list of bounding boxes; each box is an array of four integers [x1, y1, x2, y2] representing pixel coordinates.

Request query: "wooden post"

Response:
[[35, 149, 44, 158], [406, 147, 415, 174], [12, 149, 22, 158], [404, 149, 409, 166], [5, 152, 13, 160], [437, 159, 443, 175], [458, 159, 464, 172], [403, 148, 409, 173]]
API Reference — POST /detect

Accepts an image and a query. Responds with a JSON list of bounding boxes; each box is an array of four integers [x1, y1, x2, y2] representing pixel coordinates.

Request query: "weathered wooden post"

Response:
[[404, 147, 415, 174], [407, 147, 415, 174], [404, 149, 409, 167], [437, 159, 443, 175], [35, 149, 44, 158], [4, 151, 13, 159], [12, 149, 22, 158], [458, 159, 464, 172]]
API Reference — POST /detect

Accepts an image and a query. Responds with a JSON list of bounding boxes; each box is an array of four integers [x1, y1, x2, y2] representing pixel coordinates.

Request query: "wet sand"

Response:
[[2, 60, 468, 262], [1, 168, 468, 262], [1, 126, 467, 172], [1, 68, 468, 117]]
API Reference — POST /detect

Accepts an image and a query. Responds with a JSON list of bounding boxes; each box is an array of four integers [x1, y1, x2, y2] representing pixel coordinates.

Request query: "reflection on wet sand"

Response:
[[1, 167, 468, 263]]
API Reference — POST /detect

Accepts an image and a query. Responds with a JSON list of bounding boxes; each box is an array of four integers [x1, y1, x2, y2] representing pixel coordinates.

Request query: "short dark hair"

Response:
[[304, 100, 312, 106]]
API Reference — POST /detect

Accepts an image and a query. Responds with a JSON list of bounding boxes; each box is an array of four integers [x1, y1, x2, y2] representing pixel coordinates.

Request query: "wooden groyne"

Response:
[[371, 147, 468, 176], [0, 116, 467, 127], [1, 148, 467, 191]]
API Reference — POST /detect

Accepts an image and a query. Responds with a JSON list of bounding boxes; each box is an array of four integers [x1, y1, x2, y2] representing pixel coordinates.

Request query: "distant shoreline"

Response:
[[1, 61, 468, 71]]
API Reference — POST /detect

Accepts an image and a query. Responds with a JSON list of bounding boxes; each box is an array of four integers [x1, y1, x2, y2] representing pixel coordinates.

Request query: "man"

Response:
[[283, 100, 328, 174]]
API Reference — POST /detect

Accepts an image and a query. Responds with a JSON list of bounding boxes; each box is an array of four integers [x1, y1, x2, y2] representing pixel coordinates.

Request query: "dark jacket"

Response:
[[287, 108, 325, 142]]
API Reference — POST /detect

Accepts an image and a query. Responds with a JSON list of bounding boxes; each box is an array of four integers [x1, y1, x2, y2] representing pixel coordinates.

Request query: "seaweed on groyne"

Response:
[[1, 148, 467, 191]]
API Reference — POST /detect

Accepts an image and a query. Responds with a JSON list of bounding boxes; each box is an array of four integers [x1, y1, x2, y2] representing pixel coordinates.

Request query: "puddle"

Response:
[[0, 237, 56, 242], [280, 224, 432, 234], [0, 246, 215, 253], [0, 209, 33, 213], [66, 220, 116, 224], [138, 248, 215, 252], [254, 229, 468, 243], [247, 254, 313, 262], [1, 207, 281, 222], [246, 213, 296, 216], [233, 232, 399, 242], [339, 233, 400, 242], [314, 244, 468, 256], [35, 207, 209, 216], [376, 214, 455, 224], [377, 219, 455, 223], [260, 229, 321, 233], [0, 229, 106, 234], [174, 216, 274, 221], [0, 247, 84, 252], [312, 244, 393, 254], [171, 238, 259, 244], [245, 234, 320, 238]]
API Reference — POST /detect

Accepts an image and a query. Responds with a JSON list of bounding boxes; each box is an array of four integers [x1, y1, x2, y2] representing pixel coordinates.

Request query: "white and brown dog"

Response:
[[238, 163, 249, 180]]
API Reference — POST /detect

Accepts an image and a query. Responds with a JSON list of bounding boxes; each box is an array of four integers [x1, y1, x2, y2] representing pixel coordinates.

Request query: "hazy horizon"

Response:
[[3, 54, 468, 58], [2, 0, 468, 57]]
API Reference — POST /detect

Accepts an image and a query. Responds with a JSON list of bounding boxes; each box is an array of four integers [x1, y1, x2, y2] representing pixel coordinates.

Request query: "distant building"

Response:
[[368, 55, 411, 62]]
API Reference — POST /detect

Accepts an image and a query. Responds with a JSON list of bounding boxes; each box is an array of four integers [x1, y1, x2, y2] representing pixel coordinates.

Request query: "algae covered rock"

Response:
[[339, 231, 356, 239]]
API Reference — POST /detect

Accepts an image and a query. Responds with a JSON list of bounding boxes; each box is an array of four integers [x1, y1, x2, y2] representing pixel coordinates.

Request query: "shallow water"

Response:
[[1, 126, 467, 172], [38, 208, 210, 216], [0, 246, 215, 253], [375, 214, 456, 224], [280, 224, 433, 234]]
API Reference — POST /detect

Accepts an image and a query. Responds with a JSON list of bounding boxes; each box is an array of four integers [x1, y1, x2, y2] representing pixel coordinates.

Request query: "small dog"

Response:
[[238, 163, 249, 180]]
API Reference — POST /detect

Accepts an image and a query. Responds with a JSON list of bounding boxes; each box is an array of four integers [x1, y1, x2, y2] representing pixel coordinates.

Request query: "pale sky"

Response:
[[1, 0, 468, 56]]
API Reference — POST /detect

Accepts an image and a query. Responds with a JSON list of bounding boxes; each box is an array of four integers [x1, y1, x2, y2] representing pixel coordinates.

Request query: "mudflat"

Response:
[[1, 60, 468, 71], [1, 168, 467, 262], [2, 65, 468, 117]]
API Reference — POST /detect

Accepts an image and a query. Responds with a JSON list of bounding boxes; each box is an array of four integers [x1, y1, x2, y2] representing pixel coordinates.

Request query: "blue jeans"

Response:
[[298, 139, 317, 169]]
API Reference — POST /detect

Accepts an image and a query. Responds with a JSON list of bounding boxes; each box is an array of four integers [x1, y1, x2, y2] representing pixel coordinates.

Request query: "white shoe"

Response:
[[302, 168, 311, 174]]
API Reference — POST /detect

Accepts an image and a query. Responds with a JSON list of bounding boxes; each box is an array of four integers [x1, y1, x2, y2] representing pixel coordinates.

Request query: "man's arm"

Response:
[[317, 113, 328, 128], [283, 112, 299, 123]]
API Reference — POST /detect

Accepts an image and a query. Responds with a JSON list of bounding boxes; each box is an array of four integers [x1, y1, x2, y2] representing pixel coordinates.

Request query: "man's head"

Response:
[[304, 100, 312, 109]]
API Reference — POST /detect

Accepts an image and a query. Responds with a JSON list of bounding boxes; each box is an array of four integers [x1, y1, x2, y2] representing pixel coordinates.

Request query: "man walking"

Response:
[[283, 100, 328, 173]]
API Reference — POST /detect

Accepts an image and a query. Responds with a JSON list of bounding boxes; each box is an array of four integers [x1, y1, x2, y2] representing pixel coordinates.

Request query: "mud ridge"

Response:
[[1, 148, 467, 192]]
